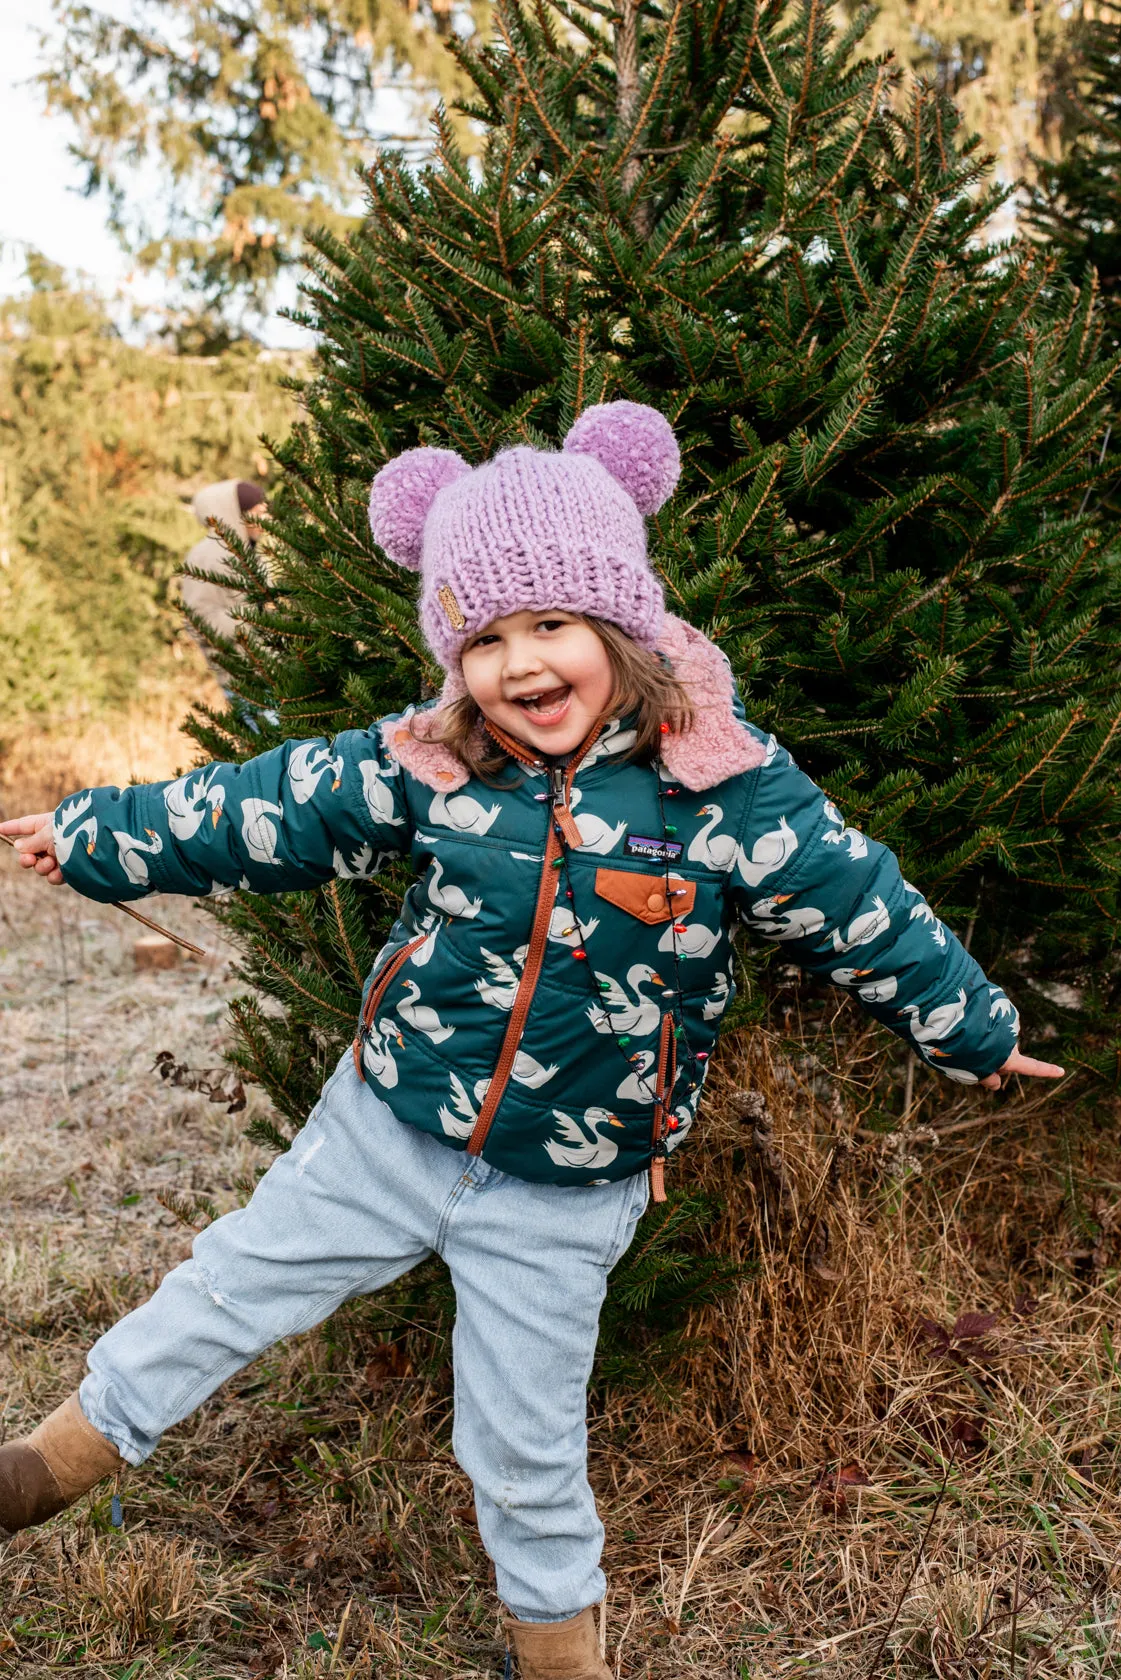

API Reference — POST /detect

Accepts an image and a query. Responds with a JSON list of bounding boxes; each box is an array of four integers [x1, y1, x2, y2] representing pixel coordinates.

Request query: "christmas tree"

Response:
[[1027, 0, 1121, 356], [189, 0, 1121, 1240]]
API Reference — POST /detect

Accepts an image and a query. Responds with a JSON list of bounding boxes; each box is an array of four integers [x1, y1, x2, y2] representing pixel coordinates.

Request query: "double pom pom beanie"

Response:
[[367, 401, 681, 671]]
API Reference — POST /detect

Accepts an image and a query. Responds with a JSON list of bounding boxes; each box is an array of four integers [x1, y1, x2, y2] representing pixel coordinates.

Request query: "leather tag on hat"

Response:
[[437, 584, 466, 629]]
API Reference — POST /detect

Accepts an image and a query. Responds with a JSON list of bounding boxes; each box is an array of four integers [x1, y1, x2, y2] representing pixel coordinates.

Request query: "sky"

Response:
[[0, 0, 128, 297], [0, 0, 311, 344]]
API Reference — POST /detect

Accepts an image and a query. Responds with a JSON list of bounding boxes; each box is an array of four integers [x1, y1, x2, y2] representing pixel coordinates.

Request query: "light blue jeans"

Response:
[[79, 1054, 649, 1621]]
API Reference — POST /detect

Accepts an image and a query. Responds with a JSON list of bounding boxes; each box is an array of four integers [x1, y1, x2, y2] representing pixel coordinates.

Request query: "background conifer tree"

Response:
[[1027, 0, 1121, 357], [191, 0, 1121, 1306]]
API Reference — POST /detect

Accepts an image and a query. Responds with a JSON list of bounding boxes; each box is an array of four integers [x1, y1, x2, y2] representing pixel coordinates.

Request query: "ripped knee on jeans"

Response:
[[189, 1257, 231, 1309]]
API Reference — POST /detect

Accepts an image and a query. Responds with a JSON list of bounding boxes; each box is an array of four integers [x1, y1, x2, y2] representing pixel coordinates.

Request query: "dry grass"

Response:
[[0, 665, 222, 818], [2, 841, 1120, 1679]]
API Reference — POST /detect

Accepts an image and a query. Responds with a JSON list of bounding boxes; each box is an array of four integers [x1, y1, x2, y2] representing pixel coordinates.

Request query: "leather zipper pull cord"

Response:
[[550, 762, 583, 850]]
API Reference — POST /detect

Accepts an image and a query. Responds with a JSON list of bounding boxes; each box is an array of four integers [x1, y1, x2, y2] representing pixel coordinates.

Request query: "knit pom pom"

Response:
[[368, 447, 470, 570], [563, 401, 680, 516]]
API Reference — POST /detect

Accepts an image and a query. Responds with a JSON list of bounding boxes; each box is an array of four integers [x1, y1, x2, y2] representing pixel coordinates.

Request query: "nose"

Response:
[[502, 637, 544, 682]]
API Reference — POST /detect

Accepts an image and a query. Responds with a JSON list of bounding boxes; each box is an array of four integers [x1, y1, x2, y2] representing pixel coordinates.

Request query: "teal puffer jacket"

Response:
[[54, 618, 1018, 1188]]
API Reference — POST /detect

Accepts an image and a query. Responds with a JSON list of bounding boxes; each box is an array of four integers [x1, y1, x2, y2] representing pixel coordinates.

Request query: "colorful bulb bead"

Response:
[[665, 824, 677, 835], [573, 948, 587, 960], [673, 923, 687, 934], [618, 1035, 631, 1046], [696, 1051, 708, 1061], [659, 722, 670, 734]]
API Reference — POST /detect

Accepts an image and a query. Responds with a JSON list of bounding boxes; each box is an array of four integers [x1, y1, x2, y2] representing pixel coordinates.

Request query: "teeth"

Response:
[[517, 686, 569, 713]]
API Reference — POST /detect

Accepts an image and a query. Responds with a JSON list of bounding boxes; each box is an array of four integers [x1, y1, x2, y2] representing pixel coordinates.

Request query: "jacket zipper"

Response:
[[648, 1011, 677, 1204], [466, 722, 602, 1156], [352, 932, 429, 1082]]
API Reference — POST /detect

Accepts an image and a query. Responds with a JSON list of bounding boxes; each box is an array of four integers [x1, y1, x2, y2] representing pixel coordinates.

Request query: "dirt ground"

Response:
[[2, 843, 1121, 1679]]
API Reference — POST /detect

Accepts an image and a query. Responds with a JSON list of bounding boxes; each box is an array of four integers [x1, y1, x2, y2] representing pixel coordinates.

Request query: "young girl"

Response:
[[0, 402, 1060, 1679]]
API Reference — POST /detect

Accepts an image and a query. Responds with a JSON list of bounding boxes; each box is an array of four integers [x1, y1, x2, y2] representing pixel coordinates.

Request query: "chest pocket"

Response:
[[594, 867, 697, 925]]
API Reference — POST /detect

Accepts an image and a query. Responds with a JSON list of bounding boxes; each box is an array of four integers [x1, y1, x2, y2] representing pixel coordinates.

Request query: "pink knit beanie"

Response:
[[367, 401, 681, 671]]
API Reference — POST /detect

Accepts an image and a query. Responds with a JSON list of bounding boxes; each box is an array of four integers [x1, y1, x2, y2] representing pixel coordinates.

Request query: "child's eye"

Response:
[[470, 633, 499, 648], [537, 618, 567, 633]]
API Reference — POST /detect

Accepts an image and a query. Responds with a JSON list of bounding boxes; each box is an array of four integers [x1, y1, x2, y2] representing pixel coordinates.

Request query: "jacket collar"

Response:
[[382, 614, 767, 793]]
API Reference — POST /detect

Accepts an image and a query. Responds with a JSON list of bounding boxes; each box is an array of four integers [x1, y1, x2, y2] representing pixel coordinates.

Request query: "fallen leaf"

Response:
[[949, 1414, 987, 1453], [953, 1312, 999, 1340], [364, 1342, 412, 1391], [836, 1461, 871, 1487]]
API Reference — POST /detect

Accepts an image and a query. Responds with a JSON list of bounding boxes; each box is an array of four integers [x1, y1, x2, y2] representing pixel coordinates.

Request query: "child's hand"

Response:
[[0, 814, 63, 885], [981, 1048, 1065, 1090]]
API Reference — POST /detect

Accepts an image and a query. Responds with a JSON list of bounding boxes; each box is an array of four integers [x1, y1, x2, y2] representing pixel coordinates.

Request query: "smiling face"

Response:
[[459, 609, 615, 757]]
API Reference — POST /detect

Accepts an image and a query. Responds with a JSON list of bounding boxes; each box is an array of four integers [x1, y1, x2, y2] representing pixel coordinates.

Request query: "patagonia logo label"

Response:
[[625, 833, 683, 862]]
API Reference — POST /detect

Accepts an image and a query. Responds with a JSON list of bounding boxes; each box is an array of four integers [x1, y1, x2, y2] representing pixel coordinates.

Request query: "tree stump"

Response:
[[133, 936, 180, 971]]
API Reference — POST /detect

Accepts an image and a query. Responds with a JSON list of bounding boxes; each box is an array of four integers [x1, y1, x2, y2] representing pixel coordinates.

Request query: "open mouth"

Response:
[[512, 685, 571, 721]]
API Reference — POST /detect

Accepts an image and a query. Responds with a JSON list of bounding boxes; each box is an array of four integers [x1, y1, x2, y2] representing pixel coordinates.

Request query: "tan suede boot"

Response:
[[0, 1394, 123, 1536], [503, 1607, 611, 1680]]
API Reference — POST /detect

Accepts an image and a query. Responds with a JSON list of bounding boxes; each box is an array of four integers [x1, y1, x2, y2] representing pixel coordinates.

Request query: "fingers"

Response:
[[1007, 1055, 1065, 1080], [982, 1051, 1067, 1092], [0, 813, 54, 837], [0, 813, 62, 883]]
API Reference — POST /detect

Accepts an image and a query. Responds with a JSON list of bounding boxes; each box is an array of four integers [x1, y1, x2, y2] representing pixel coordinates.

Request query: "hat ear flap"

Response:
[[562, 401, 680, 516], [368, 447, 470, 570]]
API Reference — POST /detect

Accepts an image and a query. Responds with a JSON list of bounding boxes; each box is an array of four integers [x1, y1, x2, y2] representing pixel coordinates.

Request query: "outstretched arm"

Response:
[[1, 724, 412, 903], [728, 734, 1063, 1089]]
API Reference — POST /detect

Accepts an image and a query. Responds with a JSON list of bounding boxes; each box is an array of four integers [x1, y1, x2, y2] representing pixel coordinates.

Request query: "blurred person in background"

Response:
[[179, 479, 273, 728], [179, 478, 266, 687]]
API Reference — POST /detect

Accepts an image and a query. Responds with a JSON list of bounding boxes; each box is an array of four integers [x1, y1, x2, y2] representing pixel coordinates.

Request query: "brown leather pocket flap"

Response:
[[594, 867, 696, 925]]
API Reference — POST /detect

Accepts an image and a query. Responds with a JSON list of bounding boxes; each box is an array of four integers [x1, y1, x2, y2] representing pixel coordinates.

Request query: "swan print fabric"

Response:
[[54, 625, 1018, 1186]]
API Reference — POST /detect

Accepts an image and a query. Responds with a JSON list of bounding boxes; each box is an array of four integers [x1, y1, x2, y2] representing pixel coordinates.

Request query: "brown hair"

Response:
[[420, 616, 694, 784]]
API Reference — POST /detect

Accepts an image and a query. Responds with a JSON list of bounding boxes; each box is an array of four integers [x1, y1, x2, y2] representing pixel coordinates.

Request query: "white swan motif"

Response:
[[112, 826, 164, 888], [472, 1051, 559, 1103], [411, 912, 443, 967], [397, 978, 455, 1043], [439, 1071, 477, 1139], [736, 816, 799, 886], [586, 964, 664, 1037], [332, 844, 393, 880], [164, 767, 225, 839], [544, 1107, 625, 1171], [831, 966, 899, 1004], [988, 989, 1020, 1030], [751, 894, 826, 941], [427, 789, 501, 835], [288, 742, 343, 805], [548, 907, 599, 946], [658, 917, 722, 959], [821, 799, 868, 861], [358, 758, 405, 828], [909, 901, 947, 948], [666, 1101, 696, 1149], [831, 895, 891, 952], [582, 719, 638, 769], [475, 947, 521, 1011], [241, 799, 284, 866], [762, 733, 780, 767], [361, 1017, 404, 1087], [924, 1058, 979, 1083], [703, 971, 731, 1020], [427, 856, 482, 919], [689, 804, 739, 872], [899, 987, 967, 1045], [568, 788, 627, 854], [53, 794, 98, 866], [615, 1051, 657, 1104]]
